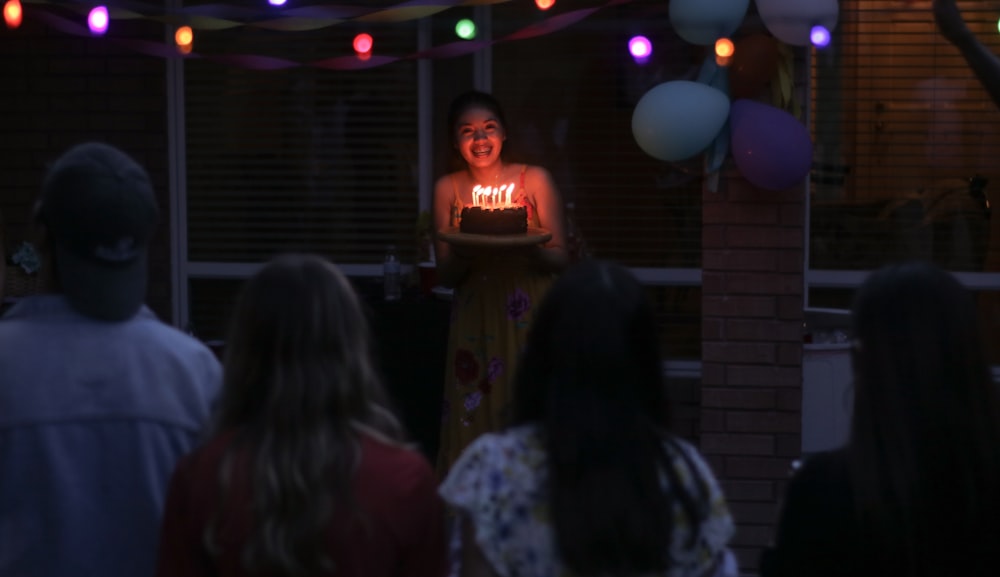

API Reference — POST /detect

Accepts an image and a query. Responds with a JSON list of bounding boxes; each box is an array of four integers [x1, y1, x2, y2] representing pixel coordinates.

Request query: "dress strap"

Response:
[[451, 174, 461, 207], [519, 164, 527, 188]]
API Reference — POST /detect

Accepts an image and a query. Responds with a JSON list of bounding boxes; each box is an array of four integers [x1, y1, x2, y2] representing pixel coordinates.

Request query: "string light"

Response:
[[353, 33, 373, 54], [175, 25, 193, 52], [628, 35, 652, 62], [715, 38, 734, 58], [810, 25, 831, 48], [3, 0, 22, 29], [87, 5, 108, 35], [455, 18, 476, 40], [714, 37, 734, 67], [353, 32, 373, 60], [535, 0, 555, 10], [268, 0, 287, 5]]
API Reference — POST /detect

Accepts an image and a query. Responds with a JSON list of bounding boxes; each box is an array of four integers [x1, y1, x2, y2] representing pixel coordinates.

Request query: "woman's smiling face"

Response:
[[454, 105, 506, 169]]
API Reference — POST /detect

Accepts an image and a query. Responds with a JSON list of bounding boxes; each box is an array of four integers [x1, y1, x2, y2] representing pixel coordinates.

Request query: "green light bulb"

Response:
[[456, 18, 476, 40]]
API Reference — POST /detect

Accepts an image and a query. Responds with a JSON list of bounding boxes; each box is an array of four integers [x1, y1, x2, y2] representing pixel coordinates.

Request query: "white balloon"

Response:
[[669, 0, 750, 45], [631, 80, 731, 162], [757, 0, 839, 46]]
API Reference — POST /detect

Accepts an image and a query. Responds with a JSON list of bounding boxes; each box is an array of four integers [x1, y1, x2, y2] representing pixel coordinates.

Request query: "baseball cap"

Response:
[[37, 142, 159, 321]]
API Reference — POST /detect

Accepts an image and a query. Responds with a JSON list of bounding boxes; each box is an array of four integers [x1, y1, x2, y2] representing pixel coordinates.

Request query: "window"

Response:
[[184, 8, 420, 267], [181, 0, 420, 339], [808, 0, 1000, 361]]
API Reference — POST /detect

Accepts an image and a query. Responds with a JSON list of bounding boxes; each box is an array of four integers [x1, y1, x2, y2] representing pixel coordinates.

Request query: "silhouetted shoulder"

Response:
[[761, 450, 854, 577]]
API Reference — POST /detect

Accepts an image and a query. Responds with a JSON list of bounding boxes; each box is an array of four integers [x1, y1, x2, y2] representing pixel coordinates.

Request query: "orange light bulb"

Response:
[[535, 0, 555, 9], [4, 0, 23, 29], [175, 26, 193, 47], [715, 37, 735, 58]]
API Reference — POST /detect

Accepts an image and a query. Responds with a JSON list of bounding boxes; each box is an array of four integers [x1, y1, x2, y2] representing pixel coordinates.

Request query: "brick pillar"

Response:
[[701, 163, 805, 572]]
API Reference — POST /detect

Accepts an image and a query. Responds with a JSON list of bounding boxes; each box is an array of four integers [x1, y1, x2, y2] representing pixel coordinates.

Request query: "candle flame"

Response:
[[471, 183, 516, 209]]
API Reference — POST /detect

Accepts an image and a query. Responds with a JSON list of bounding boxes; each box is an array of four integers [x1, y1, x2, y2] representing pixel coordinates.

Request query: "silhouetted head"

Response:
[[512, 259, 667, 430], [850, 260, 992, 445], [512, 260, 703, 576], [218, 253, 393, 434], [34, 142, 158, 321], [212, 253, 402, 577], [846, 260, 1000, 576]]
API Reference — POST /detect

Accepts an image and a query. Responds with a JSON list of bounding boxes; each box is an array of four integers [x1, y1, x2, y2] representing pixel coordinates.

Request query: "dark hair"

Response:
[[511, 260, 709, 576], [209, 253, 404, 576], [848, 260, 1000, 576]]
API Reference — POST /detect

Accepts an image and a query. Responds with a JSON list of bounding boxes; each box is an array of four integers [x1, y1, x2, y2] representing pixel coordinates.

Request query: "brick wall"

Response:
[[701, 163, 806, 573], [0, 12, 172, 319]]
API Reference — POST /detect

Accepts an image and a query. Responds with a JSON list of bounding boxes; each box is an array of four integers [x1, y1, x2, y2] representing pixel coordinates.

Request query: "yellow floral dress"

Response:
[[436, 167, 555, 476]]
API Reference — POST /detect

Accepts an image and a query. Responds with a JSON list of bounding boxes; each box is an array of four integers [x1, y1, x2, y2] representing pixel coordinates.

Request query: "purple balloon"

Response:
[[729, 99, 813, 191]]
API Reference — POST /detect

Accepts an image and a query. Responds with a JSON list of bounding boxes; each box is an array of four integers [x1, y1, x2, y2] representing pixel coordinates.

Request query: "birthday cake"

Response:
[[459, 205, 528, 235]]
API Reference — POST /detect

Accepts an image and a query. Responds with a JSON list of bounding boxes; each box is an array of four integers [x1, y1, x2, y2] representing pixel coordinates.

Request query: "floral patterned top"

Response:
[[439, 425, 736, 577]]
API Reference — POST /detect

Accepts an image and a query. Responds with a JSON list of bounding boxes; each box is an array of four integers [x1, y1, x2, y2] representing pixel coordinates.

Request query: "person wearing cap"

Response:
[[0, 142, 222, 577]]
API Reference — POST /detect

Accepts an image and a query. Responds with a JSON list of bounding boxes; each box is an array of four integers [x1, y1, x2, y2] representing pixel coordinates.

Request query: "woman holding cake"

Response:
[[433, 90, 568, 475]]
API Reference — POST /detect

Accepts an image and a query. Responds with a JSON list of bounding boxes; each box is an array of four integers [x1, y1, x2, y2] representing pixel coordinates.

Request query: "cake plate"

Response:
[[437, 227, 551, 248]]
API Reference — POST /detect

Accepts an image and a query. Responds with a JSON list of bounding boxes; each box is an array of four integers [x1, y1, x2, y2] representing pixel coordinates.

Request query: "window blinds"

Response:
[[184, 0, 420, 266], [810, 0, 1000, 273]]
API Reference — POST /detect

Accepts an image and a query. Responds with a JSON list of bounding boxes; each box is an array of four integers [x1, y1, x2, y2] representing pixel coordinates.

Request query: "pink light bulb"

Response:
[[810, 25, 831, 48], [353, 33, 373, 54], [628, 35, 652, 59], [88, 5, 108, 35]]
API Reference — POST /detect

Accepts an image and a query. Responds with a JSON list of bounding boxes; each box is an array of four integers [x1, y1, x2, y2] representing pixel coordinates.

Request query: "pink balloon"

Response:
[[729, 99, 813, 191]]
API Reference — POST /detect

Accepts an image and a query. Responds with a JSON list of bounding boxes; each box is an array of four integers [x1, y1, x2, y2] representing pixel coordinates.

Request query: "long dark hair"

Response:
[[511, 260, 709, 576], [848, 260, 1000, 576], [209, 253, 404, 576]]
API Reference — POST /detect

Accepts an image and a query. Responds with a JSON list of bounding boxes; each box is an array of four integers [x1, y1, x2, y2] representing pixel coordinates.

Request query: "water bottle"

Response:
[[383, 245, 401, 301]]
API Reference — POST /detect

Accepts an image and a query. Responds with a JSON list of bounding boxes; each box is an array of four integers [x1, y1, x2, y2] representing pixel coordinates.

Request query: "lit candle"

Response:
[[472, 184, 481, 206], [505, 182, 514, 206]]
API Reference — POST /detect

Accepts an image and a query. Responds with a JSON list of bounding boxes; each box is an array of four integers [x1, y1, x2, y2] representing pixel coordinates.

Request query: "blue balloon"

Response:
[[756, 0, 839, 47], [632, 80, 730, 162], [669, 0, 750, 46], [729, 99, 813, 191]]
